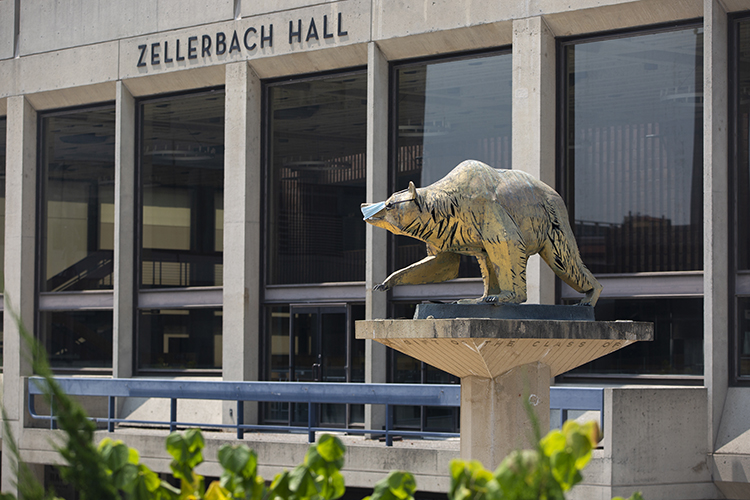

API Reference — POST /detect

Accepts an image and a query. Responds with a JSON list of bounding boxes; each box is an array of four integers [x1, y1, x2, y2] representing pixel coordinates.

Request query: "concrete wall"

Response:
[[0, 0, 17, 60], [17, 0, 235, 56], [17, 428, 459, 493], [572, 387, 715, 500]]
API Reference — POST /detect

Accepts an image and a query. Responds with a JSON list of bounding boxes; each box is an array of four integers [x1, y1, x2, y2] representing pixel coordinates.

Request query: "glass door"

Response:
[[290, 306, 348, 426]]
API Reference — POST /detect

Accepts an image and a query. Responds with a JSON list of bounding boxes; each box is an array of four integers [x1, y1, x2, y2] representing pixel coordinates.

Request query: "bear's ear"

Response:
[[408, 181, 423, 211]]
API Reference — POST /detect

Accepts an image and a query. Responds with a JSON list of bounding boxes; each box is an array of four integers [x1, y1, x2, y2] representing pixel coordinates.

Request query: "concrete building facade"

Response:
[[1, 0, 750, 498]]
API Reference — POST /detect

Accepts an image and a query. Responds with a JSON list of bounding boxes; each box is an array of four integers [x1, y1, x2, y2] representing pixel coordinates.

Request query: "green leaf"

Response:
[[128, 447, 141, 465], [218, 444, 254, 476], [316, 435, 346, 464], [289, 465, 319, 499], [367, 471, 417, 500], [330, 470, 345, 500], [269, 471, 292, 500], [205, 480, 231, 500]]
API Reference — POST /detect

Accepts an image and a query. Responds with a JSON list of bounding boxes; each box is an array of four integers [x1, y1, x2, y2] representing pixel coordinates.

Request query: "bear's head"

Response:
[[361, 181, 424, 237]]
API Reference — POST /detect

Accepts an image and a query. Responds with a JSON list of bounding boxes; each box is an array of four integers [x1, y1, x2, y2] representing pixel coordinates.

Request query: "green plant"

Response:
[[448, 420, 642, 500]]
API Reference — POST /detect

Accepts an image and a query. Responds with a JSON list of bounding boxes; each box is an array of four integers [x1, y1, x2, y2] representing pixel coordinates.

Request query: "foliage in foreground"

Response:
[[0, 307, 643, 500]]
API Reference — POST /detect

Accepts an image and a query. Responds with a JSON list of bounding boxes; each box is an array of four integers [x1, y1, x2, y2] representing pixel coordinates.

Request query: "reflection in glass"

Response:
[[40, 310, 113, 369], [738, 298, 750, 377], [40, 106, 116, 291], [0, 118, 4, 367], [389, 303, 459, 432], [138, 308, 222, 370], [564, 298, 703, 376], [262, 304, 364, 427], [394, 53, 512, 278], [564, 28, 704, 273], [140, 90, 225, 288], [737, 20, 750, 268], [267, 73, 367, 285], [0, 117, 5, 292]]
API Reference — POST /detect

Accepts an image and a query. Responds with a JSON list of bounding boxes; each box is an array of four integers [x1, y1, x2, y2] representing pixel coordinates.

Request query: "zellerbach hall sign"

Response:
[[135, 12, 352, 69]]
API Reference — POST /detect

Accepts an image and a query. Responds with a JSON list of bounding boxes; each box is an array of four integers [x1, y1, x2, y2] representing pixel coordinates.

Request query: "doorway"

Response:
[[264, 304, 365, 428]]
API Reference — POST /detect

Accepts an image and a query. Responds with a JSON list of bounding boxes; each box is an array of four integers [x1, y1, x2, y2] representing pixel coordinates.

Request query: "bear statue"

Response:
[[361, 159, 602, 306]]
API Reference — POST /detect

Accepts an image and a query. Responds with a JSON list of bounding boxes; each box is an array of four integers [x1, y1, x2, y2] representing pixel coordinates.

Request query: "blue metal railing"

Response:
[[28, 377, 604, 446]]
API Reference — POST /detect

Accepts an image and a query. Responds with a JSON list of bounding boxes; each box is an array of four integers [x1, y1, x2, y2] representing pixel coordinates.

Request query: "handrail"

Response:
[[28, 377, 604, 446]]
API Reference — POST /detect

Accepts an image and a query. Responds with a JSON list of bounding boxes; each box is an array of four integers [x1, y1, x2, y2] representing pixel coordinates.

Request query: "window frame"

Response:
[[134, 86, 226, 375], [386, 47, 513, 301], [35, 102, 117, 374], [0, 116, 6, 371], [730, 12, 750, 385], [555, 21, 706, 383], [261, 66, 368, 296]]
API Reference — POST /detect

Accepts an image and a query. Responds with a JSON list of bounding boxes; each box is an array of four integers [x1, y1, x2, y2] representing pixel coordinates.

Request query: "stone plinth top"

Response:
[[414, 303, 595, 321], [355, 318, 652, 379]]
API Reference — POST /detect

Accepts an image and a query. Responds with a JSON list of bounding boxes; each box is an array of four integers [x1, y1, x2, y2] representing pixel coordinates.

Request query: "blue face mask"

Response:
[[361, 201, 386, 220]]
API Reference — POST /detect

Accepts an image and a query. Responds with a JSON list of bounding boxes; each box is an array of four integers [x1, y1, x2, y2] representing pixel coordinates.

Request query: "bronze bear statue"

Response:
[[361, 160, 602, 306]]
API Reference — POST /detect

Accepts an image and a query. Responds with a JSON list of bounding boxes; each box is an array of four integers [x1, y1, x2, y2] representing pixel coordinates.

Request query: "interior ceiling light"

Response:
[[283, 160, 352, 171]]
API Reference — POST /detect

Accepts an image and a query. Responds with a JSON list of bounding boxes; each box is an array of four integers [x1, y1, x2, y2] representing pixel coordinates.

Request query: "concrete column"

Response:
[[223, 61, 262, 425], [703, 0, 728, 452], [2, 96, 37, 494], [365, 41, 389, 433], [460, 362, 551, 469], [113, 81, 136, 379], [512, 17, 556, 305]]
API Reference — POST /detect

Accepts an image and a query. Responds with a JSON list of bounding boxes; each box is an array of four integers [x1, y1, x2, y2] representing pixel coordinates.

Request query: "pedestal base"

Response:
[[355, 316, 652, 467], [461, 362, 550, 468]]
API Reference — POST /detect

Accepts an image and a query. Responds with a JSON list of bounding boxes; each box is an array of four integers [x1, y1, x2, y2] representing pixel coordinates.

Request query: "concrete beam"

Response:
[[365, 41, 389, 433], [222, 61, 262, 424], [113, 81, 136, 379], [2, 95, 37, 494], [703, 0, 729, 453], [512, 16, 556, 305]]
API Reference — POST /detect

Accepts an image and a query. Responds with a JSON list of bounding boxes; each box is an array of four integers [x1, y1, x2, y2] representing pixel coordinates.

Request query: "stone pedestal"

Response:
[[461, 362, 550, 466], [356, 307, 652, 468]]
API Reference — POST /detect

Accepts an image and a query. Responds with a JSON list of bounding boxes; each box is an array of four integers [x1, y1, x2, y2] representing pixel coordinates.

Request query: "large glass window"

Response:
[[562, 27, 704, 274], [39, 310, 113, 369], [138, 308, 222, 370], [736, 18, 750, 271], [389, 303, 459, 432], [39, 106, 116, 370], [266, 72, 367, 285], [393, 51, 512, 277], [137, 90, 225, 373], [734, 16, 750, 379], [140, 90, 225, 288], [0, 117, 6, 367], [40, 106, 116, 292], [562, 298, 703, 377], [262, 304, 365, 428]]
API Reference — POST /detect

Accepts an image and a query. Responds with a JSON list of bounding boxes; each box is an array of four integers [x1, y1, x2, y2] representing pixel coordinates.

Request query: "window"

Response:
[[138, 308, 222, 370], [392, 51, 512, 279], [266, 71, 367, 285], [263, 304, 365, 428], [140, 91, 225, 289], [38, 105, 116, 370], [562, 27, 704, 274], [388, 303, 459, 432], [137, 89, 225, 372], [379, 51, 511, 432], [0, 116, 5, 367], [262, 70, 368, 423], [559, 25, 704, 378], [733, 16, 750, 380]]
